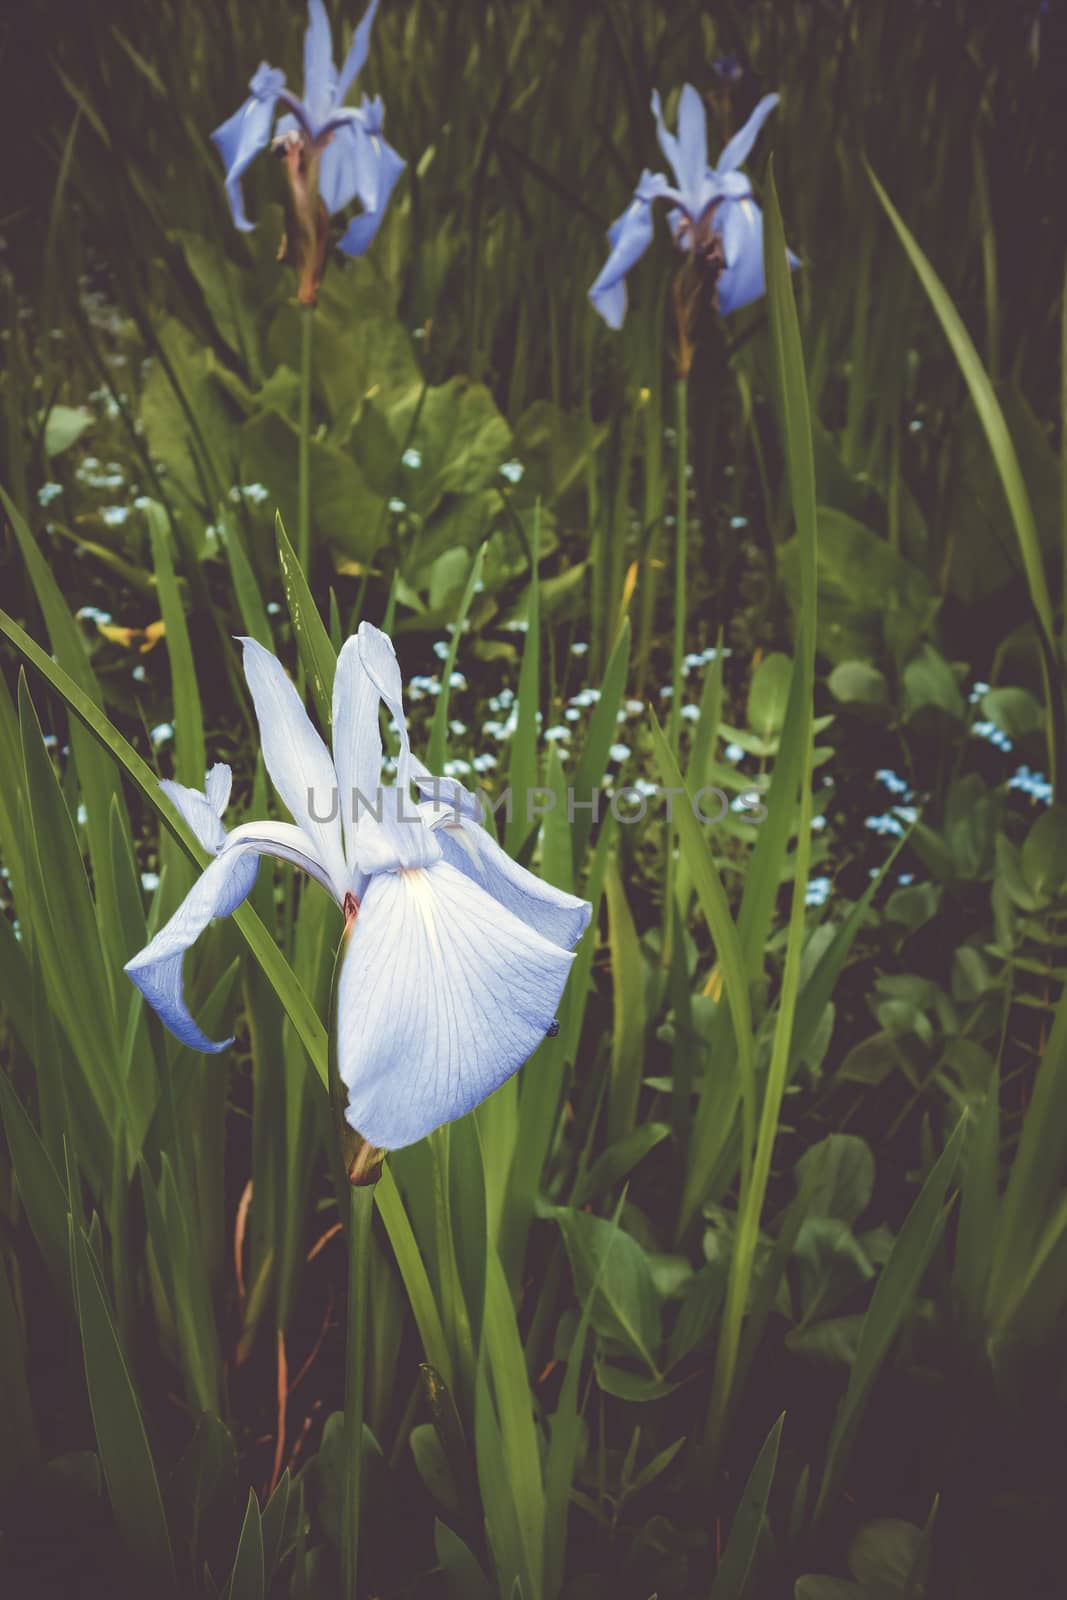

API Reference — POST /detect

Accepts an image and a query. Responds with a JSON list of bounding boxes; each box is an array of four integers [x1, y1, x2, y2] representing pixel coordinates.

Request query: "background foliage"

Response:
[[1, 0, 1066, 1595]]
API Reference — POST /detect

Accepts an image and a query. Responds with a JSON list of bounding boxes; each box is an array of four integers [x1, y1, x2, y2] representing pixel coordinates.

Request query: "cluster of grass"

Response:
[[1, 1, 1065, 1594]]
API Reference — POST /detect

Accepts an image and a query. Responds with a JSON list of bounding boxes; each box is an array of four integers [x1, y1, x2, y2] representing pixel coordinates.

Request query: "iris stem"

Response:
[[298, 302, 313, 573], [341, 1183, 373, 1597], [668, 373, 688, 755], [662, 374, 689, 969]]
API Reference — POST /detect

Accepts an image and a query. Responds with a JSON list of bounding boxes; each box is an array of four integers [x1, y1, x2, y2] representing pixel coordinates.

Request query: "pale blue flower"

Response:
[[589, 86, 798, 328], [125, 624, 590, 1151], [211, 0, 403, 257]]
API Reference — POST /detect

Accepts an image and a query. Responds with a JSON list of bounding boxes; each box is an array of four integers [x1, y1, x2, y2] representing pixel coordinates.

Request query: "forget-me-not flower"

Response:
[[212, 0, 403, 300], [125, 624, 590, 1155], [589, 85, 797, 333]]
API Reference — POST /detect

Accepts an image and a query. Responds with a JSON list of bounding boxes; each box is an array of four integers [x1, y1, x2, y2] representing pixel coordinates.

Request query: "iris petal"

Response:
[[588, 186, 656, 330], [335, 128, 406, 257], [124, 820, 331, 1052], [424, 811, 591, 951], [332, 634, 384, 870], [718, 197, 767, 315], [356, 622, 413, 788], [159, 766, 230, 853], [716, 92, 780, 174], [337, 0, 381, 100], [303, 0, 338, 131], [239, 638, 348, 899], [674, 84, 709, 211], [336, 860, 576, 1149], [211, 75, 283, 231]]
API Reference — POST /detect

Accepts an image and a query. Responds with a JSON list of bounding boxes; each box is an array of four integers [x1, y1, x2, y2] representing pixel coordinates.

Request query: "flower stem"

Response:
[[298, 301, 313, 574], [662, 374, 689, 970], [668, 373, 688, 755]]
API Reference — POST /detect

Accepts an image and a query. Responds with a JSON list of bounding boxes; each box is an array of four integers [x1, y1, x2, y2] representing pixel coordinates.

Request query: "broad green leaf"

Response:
[[556, 1207, 661, 1374]]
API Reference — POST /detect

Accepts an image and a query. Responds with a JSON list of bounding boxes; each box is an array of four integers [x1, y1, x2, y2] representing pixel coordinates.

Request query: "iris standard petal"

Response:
[[337, 0, 381, 100], [318, 123, 365, 215], [238, 638, 348, 899], [204, 763, 233, 817], [356, 622, 413, 788], [335, 129, 406, 257], [425, 813, 592, 951], [125, 819, 336, 1052], [650, 88, 682, 187], [336, 860, 577, 1149], [716, 92, 780, 174], [303, 0, 338, 131], [588, 190, 655, 330], [159, 768, 230, 853], [332, 634, 384, 869], [211, 78, 283, 231], [674, 84, 710, 211]]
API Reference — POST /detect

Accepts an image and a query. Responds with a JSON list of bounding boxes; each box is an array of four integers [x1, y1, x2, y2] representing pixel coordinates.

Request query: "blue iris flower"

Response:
[[589, 85, 798, 329], [124, 623, 590, 1153], [212, 0, 403, 259]]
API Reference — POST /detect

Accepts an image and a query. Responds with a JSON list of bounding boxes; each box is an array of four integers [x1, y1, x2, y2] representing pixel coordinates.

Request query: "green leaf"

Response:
[[0, 605, 330, 1086], [147, 501, 205, 787], [794, 1136, 875, 1226], [43, 403, 93, 458], [434, 1519, 494, 1600], [747, 654, 793, 740], [571, 617, 630, 869], [710, 1413, 784, 1600], [69, 1221, 177, 1590], [0, 1253, 39, 1496], [604, 853, 646, 1145], [240, 410, 385, 564], [816, 1116, 966, 1518], [869, 165, 1053, 641], [556, 1208, 661, 1373], [227, 1489, 265, 1600], [425, 543, 487, 774], [275, 511, 337, 732], [0, 1069, 71, 1304], [780, 509, 936, 667], [828, 661, 889, 706]]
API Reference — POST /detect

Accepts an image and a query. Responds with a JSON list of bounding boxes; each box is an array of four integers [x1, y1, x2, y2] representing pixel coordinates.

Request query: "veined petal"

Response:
[[716, 92, 779, 174], [423, 811, 592, 951], [124, 820, 330, 1053], [337, 860, 577, 1149], [337, 0, 381, 100], [674, 84, 709, 211], [239, 638, 348, 898], [303, 0, 338, 131], [332, 633, 383, 869], [159, 761, 233, 853], [588, 185, 656, 331], [211, 69, 285, 231], [335, 126, 405, 257]]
